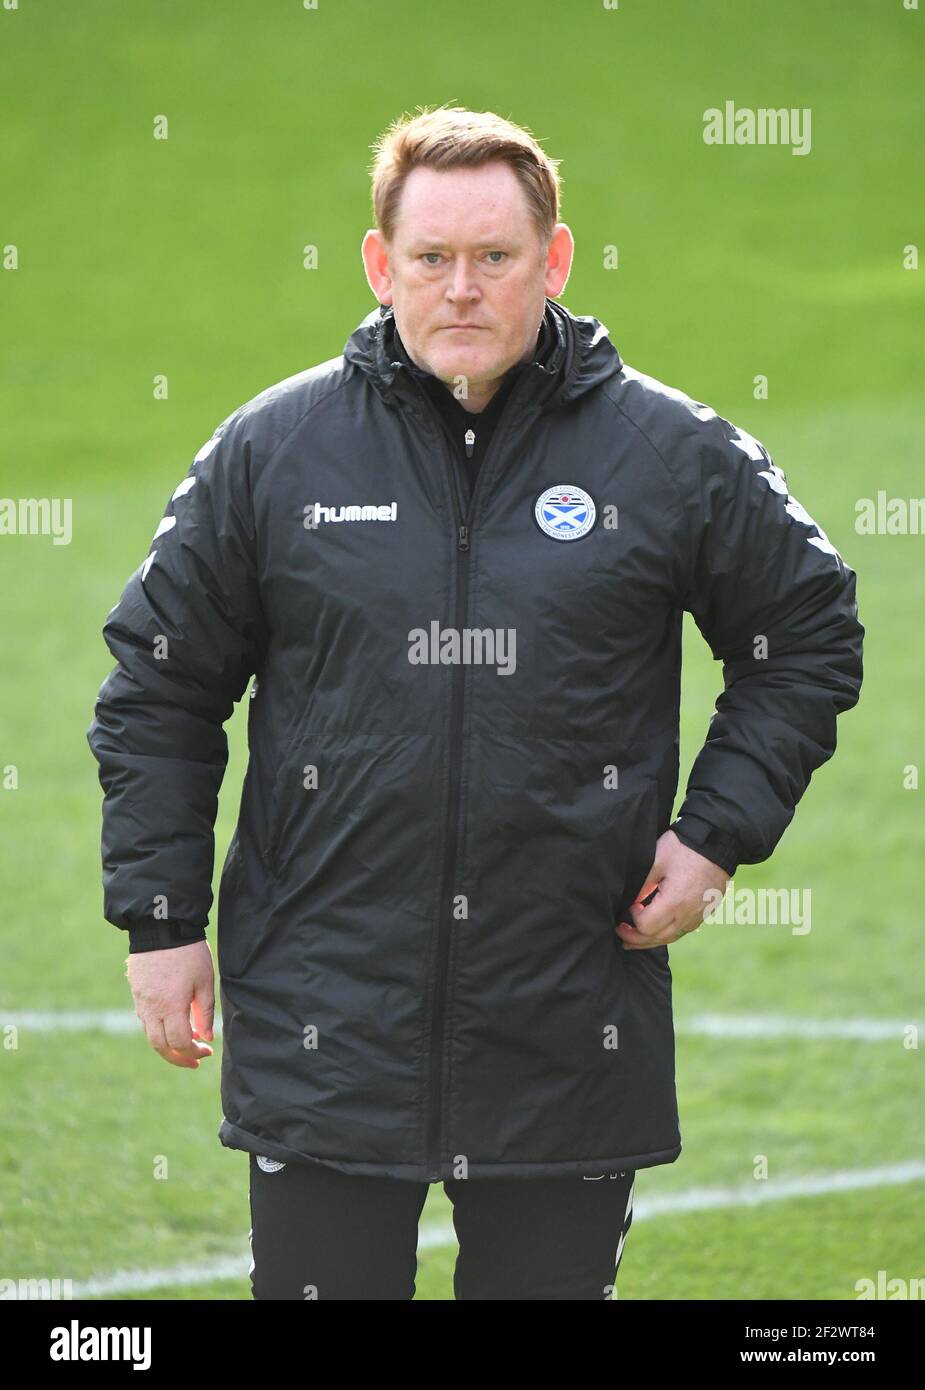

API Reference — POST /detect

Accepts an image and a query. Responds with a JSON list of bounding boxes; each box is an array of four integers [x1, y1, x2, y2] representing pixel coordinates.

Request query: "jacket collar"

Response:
[[344, 297, 623, 417]]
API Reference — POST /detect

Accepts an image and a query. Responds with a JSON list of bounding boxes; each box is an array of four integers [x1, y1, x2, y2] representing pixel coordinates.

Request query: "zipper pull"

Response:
[[458, 525, 469, 551], [464, 428, 475, 458]]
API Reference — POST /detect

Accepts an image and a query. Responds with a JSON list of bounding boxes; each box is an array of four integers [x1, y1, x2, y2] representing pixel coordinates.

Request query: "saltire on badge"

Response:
[[534, 483, 597, 541]]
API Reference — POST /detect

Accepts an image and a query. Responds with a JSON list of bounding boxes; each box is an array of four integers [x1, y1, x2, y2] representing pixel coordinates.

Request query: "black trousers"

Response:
[[248, 1153, 636, 1300]]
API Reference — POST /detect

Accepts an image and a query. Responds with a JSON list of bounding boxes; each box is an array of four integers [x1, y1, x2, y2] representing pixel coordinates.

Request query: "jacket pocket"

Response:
[[261, 701, 314, 873], [615, 786, 661, 926], [263, 734, 318, 876], [262, 765, 284, 873], [217, 833, 243, 969], [263, 758, 294, 876]]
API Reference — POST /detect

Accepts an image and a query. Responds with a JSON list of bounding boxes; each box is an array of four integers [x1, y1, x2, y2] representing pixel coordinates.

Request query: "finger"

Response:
[[191, 990, 215, 1044], [615, 921, 664, 949], [145, 1015, 202, 1069], [170, 1039, 211, 1066], [146, 1023, 198, 1067], [163, 1009, 196, 1053], [165, 1019, 213, 1064], [622, 894, 675, 938], [144, 1015, 168, 1055], [161, 1041, 207, 1068], [616, 909, 685, 946], [164, 1011, 212, 1064]]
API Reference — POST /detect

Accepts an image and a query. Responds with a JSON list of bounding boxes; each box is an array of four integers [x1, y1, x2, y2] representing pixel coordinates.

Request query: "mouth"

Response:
[[440, 325, 486, 331]]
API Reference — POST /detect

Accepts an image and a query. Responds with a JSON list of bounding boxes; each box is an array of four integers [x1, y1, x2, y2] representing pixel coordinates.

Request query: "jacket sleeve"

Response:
[[668, 413, 864, 874], [86, 409, 268, 949]]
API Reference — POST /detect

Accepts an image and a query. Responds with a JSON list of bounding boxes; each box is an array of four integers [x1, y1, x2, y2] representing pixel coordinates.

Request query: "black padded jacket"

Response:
[[87, 297, 864, 1180]]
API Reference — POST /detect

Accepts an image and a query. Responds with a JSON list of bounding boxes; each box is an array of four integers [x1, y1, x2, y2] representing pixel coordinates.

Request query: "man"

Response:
[[87, 105, 864, 1300]]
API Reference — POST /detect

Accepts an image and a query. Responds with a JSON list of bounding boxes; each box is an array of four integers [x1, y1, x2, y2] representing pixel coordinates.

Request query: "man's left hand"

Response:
[[615, 828, 730, 949]]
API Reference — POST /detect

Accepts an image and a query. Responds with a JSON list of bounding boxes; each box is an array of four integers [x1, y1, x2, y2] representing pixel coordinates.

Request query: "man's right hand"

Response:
[[126, 939, 215, 1068]]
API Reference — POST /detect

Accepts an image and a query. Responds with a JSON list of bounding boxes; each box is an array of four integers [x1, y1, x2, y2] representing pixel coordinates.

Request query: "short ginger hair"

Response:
[[368, 104, 562, 252]]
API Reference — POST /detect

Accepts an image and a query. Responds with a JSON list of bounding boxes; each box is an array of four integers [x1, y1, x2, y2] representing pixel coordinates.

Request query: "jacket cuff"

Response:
[[669, 814, 739, 876], [127, 921, 208, 954]]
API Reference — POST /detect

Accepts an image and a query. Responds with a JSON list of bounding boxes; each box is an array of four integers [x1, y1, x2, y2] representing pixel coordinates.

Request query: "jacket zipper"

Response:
[[406, 376, 529, 1176]]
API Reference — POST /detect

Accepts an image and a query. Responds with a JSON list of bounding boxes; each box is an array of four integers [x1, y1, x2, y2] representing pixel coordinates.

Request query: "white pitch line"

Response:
[[636, 1160, 925, 1215], [1, 1011, 158, 1034], [2, 1011, 920, 1041], [75, 1254, 252, 1298], [681, 1014, 919, 1041], [73, 1223, 456, 1298], [69, 1160, 925, 1298]]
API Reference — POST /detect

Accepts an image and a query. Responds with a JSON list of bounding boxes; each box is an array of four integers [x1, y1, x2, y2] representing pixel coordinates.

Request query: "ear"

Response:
[[544, 223, 574, 299], [361, 229, 394, 305]]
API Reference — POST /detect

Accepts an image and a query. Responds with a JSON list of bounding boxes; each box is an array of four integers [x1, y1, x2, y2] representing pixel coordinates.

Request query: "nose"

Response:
[[446, 256, 480, 305]]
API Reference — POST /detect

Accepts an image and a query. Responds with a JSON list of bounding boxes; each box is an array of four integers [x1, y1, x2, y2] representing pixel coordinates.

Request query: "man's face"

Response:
[[362, 161, 573, 410]]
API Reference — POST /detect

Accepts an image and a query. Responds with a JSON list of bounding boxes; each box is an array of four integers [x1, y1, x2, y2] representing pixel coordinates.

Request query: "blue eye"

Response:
[[420, 251, 505, 265]]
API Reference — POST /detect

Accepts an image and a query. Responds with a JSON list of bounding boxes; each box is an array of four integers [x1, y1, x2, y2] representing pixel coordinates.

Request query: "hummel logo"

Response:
[[304, 502, 397, 528]]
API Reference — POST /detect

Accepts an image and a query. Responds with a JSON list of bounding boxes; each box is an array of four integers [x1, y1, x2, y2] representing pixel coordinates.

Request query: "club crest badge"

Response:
[[534, 484, 597, 541], [255, 1155, 287, 1173]]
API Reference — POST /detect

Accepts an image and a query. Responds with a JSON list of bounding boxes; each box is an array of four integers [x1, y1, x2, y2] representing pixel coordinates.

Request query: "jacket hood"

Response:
[[344, 297, 624, 416]]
